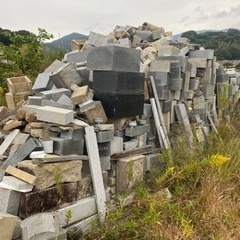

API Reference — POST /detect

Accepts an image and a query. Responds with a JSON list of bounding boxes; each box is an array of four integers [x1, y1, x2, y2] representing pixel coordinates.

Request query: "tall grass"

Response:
[[84, 108, 240, 240]]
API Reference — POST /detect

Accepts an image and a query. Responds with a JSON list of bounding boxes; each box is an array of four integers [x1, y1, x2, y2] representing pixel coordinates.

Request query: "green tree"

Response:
[[0, 28, 53, 87]]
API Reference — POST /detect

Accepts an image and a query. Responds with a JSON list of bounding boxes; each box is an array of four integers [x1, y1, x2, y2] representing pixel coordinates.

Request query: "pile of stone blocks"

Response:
[[0, 21, 240, 239]]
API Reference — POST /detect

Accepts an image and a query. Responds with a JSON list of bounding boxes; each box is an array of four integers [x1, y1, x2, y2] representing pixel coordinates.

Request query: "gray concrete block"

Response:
[[41, 99, 74, 110], [60, 127, 85, 140], [44, 59, 66, 73], [87, 45, 141, 72], [203, 68, 212, 84], [87, 31, 108, 47], [203, 83, 215, 99], [40, 140, 54, 153], [110, 136, 123, 155], [142, 103, 152, 119], [50, 63, 83, 89], [169, 67, 181, 79], [157, 55, 186, 68], [0, 187, 22, 215], [36, 106, 74, 125], [125, 124, 150, 137], [100, 155, 111, 171], [188, 58, 207, 68], [144, 153, 165, 172], [148, 72, 169, 86], [98, 141, 111, 157], [96, 130, 114, 143], [189, 77, 200, 90], [32, 72, 53, 94], [2, 138, 43, 170], [135, 30, 153, 41], [158, 45, 180, 56], [21, 212, 60, 240], [123, 139, 138, 151], [168, 78, 183, 91], [188, 49, 214, 59], [40, 88, 71, 101], [65, 48, 94, 63], [28, 96, 44, 106], [52, 138, 84, 156], [149, 60, 171, 72], [57, 94, 72, 106]]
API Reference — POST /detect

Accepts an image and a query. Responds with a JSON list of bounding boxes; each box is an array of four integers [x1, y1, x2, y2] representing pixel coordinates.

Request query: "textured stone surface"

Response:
[[87, 45, 141, 72], [18, 160, 82, 190], [18, 182, 79, 219], [116, 154, 145, 193], [32, 72, 53, 94], [0, 212, 20, 240]]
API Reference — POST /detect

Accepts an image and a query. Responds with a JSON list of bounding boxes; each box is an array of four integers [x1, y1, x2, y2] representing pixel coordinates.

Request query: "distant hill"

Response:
[[44, 32, 88, 52]]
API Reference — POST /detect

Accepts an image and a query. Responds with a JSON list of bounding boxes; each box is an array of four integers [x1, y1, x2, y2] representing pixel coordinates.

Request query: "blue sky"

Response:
[[1, 0, 240, 40]]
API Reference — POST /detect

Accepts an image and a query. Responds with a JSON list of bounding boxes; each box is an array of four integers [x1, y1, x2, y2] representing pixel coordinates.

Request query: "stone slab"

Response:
[[32, 72, 53, 94], [1, 137, 43, 170], [40, 88, 71, 101], [18, 160, 82, 190], [87, 45, 141, 72], [1, 176, 33, 192], [36, 106, 74, 125]]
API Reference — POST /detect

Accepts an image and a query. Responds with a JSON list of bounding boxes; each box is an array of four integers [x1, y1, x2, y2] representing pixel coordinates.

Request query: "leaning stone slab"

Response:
[[32, 72, 54, 94], [20, 212, 60, 240], [0, 212, 20, 240], [1, 137, 43, 170], [18, 160, 82, 190], [55, 196, 97, 227], [36, 106, 74, 125]]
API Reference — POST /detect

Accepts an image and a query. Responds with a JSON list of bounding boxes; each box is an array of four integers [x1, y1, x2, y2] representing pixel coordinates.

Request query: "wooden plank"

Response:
[[150, 76, 170, 148], [85, 126, 106, 224], [5, 165, 36, 185]]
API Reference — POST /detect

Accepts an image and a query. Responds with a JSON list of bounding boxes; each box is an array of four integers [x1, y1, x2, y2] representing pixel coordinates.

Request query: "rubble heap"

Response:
[[0, 22, 240, 240]]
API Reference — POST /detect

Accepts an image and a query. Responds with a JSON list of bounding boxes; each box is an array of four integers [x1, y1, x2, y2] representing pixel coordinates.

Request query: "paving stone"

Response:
[[36, 106, 74, 125], [20, 212, 60, 240], [1, 176, 33, 192], [0, 212, 20, 240], [125, 124, 150, 137], [1, 137, 43, 170], [110, 136, 123, 155], [188, 49, 214, 59], [116, 154, 145, 193], [52, 138, 84, 155], [18, 160, 82, 190], [87, 45, 141, 72], [94, 92, 144, 118], [0, 187, 22, 215], [49, 62, 83, 89], [18, 182, 79, 219], [32, 72, 53, 94], [93, 70, 144, 93]]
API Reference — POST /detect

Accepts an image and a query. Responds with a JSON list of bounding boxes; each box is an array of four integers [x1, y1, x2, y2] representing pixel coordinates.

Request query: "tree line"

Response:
[[181, 28, 240, 61]]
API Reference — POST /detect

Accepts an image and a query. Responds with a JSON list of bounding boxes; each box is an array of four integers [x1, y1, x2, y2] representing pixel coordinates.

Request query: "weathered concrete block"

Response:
[[188, 58, 207, 68], [1, 137, 43, 170], [110, 136, 123, 155], [100, 155, 111, 171], [32, 72, 53, 94], [18, 182, 79, 219], [71, 85, 92, 105], [158, 45, 180, 56], [0, 212, 20, 240], [52, 138, 84, 155], [18, 160, 82, 190], [168, 78, 183, 91], [41, 98, 74, 110], [123, 139, 138, 151], [116, 154, 145, 193], [0, 187, 22, 215], [49, 62, 83, 89], [98, 141, 111, 157], [148, 71, 169, 86], [149, 60, 171, 72], [65, 48, 93, 63], [44, 59, 66, 73], [144, 153, 165, 172], [135, 30, 153, 41], [60, 127, 85, 140], [125, 124, 150, 137], [87, 45, 141, 72], [188, 49, 214, 59], [7, 76, 32, 96], [87, 31, 108, 47], [189, 77, 200, 90], [96, 130, 114, 143], [36, 106, 74, 125], [93, 70, 144, 94], [27, 96, 43, 106], [40, 88, 71, 101], [20, 212, 60, 240], [1, 176, 33, 192], [84, 101, 108, 123]]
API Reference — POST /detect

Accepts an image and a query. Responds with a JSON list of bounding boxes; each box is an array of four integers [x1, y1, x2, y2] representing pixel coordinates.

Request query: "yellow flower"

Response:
[[209, 154, 230, 167]]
